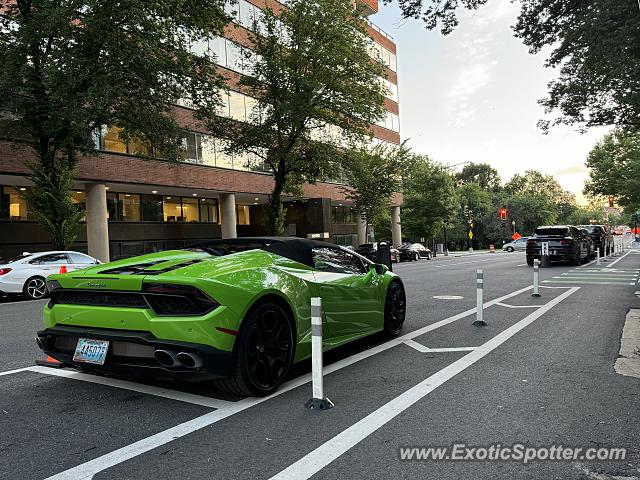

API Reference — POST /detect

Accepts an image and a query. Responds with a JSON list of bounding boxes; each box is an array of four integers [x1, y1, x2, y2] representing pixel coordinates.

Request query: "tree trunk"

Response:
[[266, 168, 287, 236]]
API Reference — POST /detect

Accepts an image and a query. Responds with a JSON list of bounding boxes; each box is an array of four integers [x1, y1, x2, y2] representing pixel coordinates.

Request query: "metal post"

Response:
[[532, 259, 541, 297], [473, 269, 487, 326], [596, 248, 600, 265], [305, 297, 333, 410]]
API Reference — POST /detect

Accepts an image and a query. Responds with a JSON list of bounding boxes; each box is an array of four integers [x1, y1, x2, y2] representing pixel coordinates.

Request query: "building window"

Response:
[[237, 205, 250, 225], [332, 206, 357, 224], [199, 198, 219, 223], [333, 234, 358, 248], [163, 196, 183, 222], [102, 126, 128, 153], [107, 192, 119, 221], [0, 186, 33, 221], [182, 197, 200, 222], [140, 194, 163, 221], [119, 193, 141, 222]]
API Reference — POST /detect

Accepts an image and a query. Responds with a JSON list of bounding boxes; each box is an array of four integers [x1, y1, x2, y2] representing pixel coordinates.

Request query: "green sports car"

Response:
[[36, 237, 406, 396]]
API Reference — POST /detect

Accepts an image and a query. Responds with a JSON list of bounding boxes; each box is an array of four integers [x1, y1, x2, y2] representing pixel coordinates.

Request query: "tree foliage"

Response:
[[200, 0, 386, 235], [382, 0, 487, 35], [585, 129, 640, 211], [0, 0, 228, 248], [341, 143, 410, 235], [456, 163, 501, 192], [402, 156, 458, 240]]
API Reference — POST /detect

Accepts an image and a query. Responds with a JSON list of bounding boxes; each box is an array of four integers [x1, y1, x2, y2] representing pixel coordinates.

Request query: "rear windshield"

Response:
[[580, 226, 601, 233], [534, 227, 569, 237]]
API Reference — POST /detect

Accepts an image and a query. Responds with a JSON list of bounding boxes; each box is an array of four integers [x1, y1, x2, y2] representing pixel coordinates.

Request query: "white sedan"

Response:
[[0, 251, 101, 300]]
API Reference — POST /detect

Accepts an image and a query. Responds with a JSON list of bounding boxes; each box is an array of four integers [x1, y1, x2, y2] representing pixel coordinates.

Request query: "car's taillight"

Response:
[[0, 268, 12, 276], [142, 283, 219, 316]]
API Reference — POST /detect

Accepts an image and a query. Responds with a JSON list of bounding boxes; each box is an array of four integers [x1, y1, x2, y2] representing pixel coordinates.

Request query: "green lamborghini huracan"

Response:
[[36, 238, 406, 396]]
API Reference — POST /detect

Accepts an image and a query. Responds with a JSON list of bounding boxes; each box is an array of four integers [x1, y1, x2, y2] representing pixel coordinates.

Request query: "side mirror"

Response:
[[370, 263, 388, 275]]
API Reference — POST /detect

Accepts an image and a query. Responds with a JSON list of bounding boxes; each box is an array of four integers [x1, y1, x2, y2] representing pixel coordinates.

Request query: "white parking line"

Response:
[[495, 302, 540, 309], [604, 251, 631, 267], [26, 366, 234, 409], [425, 346, 478, 353], [269, 287, 580, 480], [42, 284, 546, 480], [0, 366, 34, 376]]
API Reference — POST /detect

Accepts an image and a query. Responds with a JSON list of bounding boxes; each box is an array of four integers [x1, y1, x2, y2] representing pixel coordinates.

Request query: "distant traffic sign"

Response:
[[468, 231, 473, 240], [512, 232, 521, 240]]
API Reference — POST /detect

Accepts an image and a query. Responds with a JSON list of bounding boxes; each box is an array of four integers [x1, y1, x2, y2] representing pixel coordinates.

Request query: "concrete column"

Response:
[[357, 216, 367, 245], [85, 183, 110, 263], [220, 193, 237, 239], [391, 206, 402, 247]]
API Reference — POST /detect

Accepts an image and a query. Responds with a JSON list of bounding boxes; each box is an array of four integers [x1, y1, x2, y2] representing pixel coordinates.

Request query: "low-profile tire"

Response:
[[23, 276, 48, 300], [506, 246, 514, 252], [384, 281, 406, 337], [526, 257, 534, 266], [413, 252, 419, 261], [215, 301, 294, 397]]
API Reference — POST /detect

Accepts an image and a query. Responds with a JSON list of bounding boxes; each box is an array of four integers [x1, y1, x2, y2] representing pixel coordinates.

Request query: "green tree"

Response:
[[456, 163, 501, 192], [0, 0, 228, 249], [387, 0, 640, 131], [585, 130, 640, 211], [341, 143, 410, 238], [402, 157, 458, 241], [200, 0, 386, 235]]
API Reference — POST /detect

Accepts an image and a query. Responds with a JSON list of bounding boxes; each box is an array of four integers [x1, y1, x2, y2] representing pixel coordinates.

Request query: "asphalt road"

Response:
[[1, 248, 640, 480]]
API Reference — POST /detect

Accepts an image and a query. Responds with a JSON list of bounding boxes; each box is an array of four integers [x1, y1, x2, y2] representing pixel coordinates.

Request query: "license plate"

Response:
[[73, 338, 109, 365]]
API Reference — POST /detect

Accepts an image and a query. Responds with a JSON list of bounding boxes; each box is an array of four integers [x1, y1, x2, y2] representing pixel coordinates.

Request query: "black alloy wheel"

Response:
[[384, 281, 406, 336], [218, 301, 294, 397]]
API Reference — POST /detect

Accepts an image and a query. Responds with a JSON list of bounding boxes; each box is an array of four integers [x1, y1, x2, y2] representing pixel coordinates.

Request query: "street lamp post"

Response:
[[511, 220, 516, 235], [443, 220, 449, 256]]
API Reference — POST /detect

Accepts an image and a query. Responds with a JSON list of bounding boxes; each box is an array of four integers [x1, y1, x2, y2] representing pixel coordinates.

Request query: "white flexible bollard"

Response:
[[473, 269, 487, 326], [532, 259, 541, 298], [305, 297, 333, 410]]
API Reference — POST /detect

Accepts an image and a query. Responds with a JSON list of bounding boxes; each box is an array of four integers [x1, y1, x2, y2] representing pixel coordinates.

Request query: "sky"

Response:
[[374, 0, 611, 203]]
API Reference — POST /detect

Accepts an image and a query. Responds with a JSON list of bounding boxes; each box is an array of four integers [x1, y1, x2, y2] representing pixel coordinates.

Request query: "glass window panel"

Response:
[[389, 52, 397, 71], [216, 92, 230, 117], [234, 150, 250, 170], [118, 194, 141, 222], [238, 0, 254, 28], [140, 194, 163, 221], [190, 36, 208, 57], [180, 131, 200, 163], [209, 36, 227, 66], [200, 135, 217, 166], [224, 0, 238, 22], [199, 198, 219, 223], [229, 91, 246, 121], [163, 196, 183, 222], [71, 191, 86, 221], [103, 126, 127, 153], [215, 139, 234, 169], [226, 41, 243, 73], [4, 186, 31, 220], [182, 197, 200, 222], [128, 136, 152, 156], [236, 205, 250, 225], [107, 192, 119, 221]]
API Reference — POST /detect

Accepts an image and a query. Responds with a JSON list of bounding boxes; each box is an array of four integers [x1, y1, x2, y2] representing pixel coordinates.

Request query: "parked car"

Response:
[[526, 226, 591, 266], [398, 243, 432, 261], [36, 237, 406, 396], [502, 237, 529, 252], [580, 228, 597, 259], [355, 243, 399, 263], [0, 251, 101, 300], [579, 225, 612, 256]]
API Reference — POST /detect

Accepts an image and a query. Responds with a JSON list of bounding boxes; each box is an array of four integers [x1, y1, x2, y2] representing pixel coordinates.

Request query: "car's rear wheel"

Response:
[[572, 248, 581, 266], [217, 301, 294, 397], [384, 281, 406, 337], [23, 276, 48, 300]]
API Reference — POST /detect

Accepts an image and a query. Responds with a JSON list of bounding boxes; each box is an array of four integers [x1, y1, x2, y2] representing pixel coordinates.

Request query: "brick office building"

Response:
[[0, 0, 402, 262]]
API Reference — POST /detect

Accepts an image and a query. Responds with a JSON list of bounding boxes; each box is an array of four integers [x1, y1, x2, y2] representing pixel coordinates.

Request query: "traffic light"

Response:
[[499, 208, 507, 220]]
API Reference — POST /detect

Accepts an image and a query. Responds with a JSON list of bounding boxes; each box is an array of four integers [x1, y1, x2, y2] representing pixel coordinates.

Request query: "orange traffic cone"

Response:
[[35, 355, 65, 368], [59, 265, 67, 274]]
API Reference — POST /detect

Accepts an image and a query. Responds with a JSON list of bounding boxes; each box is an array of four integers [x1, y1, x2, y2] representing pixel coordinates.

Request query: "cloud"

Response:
[[555, 164, 588, 176]]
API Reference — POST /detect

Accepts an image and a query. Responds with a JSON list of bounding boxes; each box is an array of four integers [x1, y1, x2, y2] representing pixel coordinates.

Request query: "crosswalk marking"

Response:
[[544, 265, 639, 286]]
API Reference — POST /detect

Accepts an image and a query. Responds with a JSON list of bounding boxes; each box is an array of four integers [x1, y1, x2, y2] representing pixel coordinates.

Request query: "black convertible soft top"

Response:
[[187, 237, 339, 268]]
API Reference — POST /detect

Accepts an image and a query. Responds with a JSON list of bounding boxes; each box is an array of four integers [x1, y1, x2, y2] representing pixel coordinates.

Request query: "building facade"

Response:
[[0, 0, 402, 262]]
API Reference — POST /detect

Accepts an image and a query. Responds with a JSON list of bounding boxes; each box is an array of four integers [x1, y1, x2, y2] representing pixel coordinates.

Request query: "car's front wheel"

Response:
[[413, 252, 419, 261], [506, 246, 514, 252], [218, 301, 294, 397], [23, 276, 48, 300], [384, 281, 406, 336]]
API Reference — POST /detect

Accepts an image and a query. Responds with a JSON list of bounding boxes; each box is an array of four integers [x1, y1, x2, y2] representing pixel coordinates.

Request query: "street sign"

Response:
[[512, 232, 521, 240]]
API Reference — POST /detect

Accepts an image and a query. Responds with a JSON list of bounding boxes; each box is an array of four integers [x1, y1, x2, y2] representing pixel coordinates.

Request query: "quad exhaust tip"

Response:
[[155, 349, 203, 369]]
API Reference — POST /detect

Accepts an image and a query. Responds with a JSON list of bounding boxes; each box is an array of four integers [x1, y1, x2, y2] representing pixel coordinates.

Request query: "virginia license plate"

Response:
[[73, 338, 109, 365]]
